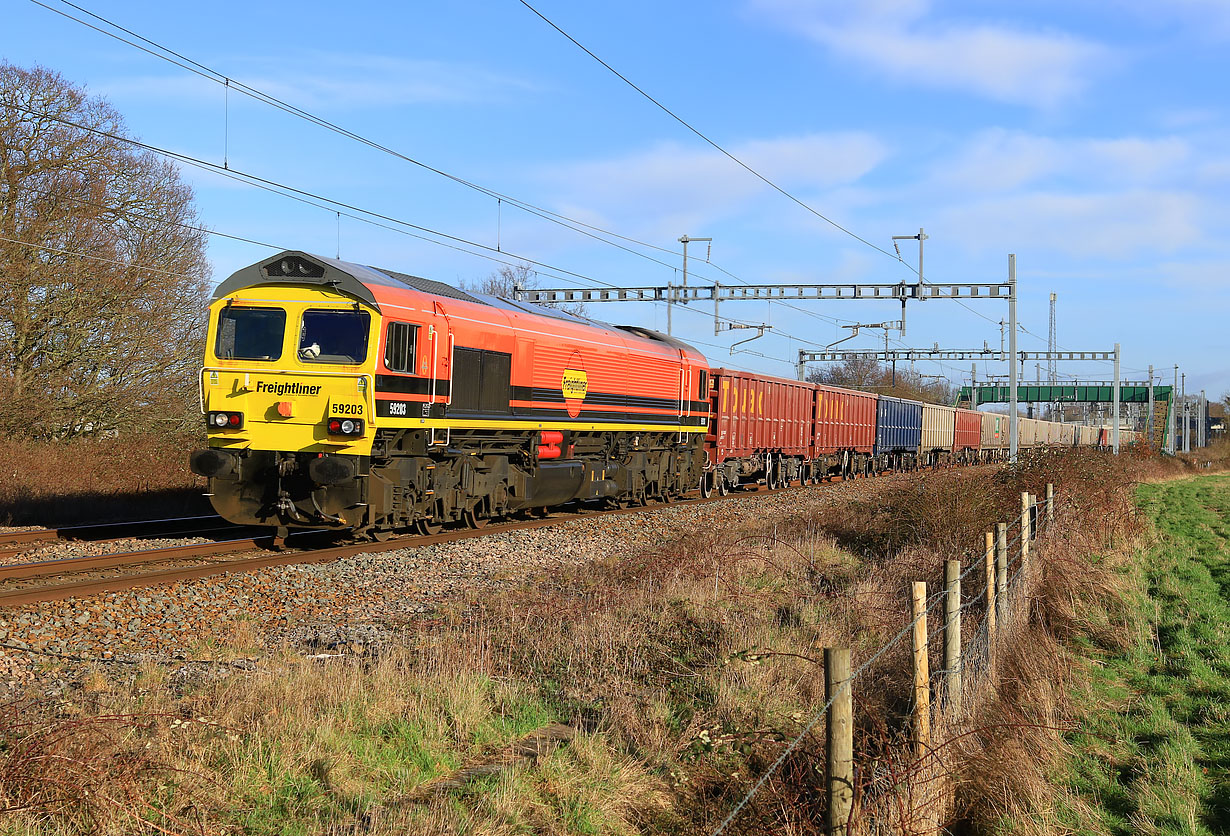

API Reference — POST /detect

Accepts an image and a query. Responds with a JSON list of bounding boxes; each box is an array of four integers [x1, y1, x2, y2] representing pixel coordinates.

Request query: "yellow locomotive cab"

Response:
[[190, 280, 383, 531], [199, 286, 378, 457]]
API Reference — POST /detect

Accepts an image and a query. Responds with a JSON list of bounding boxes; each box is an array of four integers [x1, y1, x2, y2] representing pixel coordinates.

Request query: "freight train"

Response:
[[189, 252, 1135, 536]]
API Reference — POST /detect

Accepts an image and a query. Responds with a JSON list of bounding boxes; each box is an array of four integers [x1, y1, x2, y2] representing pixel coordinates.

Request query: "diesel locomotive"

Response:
[[189, 251, 709, 537]]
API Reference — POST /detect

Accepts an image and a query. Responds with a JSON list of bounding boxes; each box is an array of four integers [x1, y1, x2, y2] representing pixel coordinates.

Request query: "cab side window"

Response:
[[384, 322, 418, 373]]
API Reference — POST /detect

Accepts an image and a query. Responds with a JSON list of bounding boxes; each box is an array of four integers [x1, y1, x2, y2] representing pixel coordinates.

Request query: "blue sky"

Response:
[[7, 0, 1228, 398]]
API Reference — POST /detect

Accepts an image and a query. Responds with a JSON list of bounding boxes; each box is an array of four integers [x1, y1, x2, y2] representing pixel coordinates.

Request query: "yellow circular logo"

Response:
[[562, 368, 588, 418]]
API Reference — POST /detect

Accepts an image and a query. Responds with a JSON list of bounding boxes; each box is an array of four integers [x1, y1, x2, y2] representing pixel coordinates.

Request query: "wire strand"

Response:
[[517, 0, 909, 267], [27, 0, 697, 273], [712, 589, 947, 834]]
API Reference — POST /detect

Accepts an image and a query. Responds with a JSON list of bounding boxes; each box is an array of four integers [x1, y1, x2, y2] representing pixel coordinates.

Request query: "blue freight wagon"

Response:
[[875, 396, 923, 471]]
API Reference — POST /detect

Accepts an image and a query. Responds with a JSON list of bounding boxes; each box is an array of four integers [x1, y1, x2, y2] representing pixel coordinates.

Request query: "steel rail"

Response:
[[0, 514, 227, 548], [0, 536, 275, 582], [0, 516, 241, 561]]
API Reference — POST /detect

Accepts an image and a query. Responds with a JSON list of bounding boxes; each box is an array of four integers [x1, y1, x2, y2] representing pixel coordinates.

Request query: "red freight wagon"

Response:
[[812, 384, 877, 478], [706, 368, 815, 493], [953, 408, 982, 462]]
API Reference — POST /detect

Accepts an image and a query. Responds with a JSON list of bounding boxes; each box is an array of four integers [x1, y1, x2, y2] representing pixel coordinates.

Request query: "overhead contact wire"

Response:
[[517, 0, 904, 266], [28, 0, 691, 271]]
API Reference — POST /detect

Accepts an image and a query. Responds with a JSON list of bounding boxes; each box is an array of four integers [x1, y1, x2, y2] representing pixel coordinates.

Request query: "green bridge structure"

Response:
[[955, 382, 1175, 448]]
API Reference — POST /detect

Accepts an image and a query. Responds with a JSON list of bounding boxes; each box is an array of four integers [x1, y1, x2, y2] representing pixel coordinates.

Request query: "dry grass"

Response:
[[2, 442, 1228, 835], [0, 433, 206, 526], [0, 696, 214, 835]]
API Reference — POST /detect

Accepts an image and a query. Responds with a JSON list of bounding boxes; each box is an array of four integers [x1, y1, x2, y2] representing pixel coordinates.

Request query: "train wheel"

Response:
[[716, 473, 729, 496], [700, 473, 713, 498], [463, 508, 489, 529], [416, 518, 443, 536]]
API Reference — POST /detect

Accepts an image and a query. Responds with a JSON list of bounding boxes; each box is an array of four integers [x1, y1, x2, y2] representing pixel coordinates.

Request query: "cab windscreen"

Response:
[[298, 309, 370, 364], [215, 307, 286, 361]]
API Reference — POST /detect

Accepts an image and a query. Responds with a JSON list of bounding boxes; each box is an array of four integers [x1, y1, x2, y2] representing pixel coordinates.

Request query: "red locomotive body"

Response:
[[364, 278, 709, 434]]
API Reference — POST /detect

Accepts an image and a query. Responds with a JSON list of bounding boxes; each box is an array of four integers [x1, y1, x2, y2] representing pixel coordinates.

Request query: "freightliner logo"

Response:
[[255, 381, 322, 396]]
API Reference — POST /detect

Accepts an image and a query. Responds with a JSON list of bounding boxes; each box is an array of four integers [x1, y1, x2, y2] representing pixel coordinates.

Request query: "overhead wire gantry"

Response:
[[516, 255, 1083, 459]]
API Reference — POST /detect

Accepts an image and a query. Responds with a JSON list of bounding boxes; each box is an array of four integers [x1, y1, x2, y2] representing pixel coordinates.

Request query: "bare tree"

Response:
[[807, 356, 883, 390], [806, 357, 956, 405], [0, 62, 210, 439], [461, 263, 587, 317]]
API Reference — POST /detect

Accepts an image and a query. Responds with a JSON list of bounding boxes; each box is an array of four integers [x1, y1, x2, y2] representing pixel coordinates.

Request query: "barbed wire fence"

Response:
[[713, 485, 1058, 835]]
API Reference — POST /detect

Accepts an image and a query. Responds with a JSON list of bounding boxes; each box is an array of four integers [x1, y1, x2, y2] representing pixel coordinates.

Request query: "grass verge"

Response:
[[1056, 472, 1230, 835]]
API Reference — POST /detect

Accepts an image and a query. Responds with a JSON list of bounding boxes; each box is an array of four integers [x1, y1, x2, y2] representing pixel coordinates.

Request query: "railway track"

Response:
[[0, 481, 816, 608], [0, 515, 241, 561]]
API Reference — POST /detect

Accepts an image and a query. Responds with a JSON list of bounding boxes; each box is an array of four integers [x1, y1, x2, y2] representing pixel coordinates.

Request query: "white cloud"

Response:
[[939, 190, 1202, 260], [541, 132, 889, 238], [1198, 157, 1230, 183], [96, 54, 536, 111], [750, 0, 1110, 108], [935, 129, 1192, 192]]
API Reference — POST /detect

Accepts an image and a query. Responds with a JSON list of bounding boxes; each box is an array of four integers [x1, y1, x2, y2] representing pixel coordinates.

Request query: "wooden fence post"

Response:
[[985, 530, 996, 640], [995, 522, 1008, 622], [944, 559, 962, 714], [1045, 482, 1054, 524], [911, 581, 931, 760], [825, 648, 853, 835], [1020, 492, 1031, 572]]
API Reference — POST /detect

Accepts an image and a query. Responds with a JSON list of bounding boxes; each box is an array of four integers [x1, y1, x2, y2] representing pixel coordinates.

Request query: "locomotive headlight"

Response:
[[208, 411, 243, 429], [264, 254, 325, 278], [326, 417, 363, 436]]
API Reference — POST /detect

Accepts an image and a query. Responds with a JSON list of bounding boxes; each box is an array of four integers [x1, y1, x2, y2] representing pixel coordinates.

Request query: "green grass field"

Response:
[[1061, 473, 1230, 834]]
